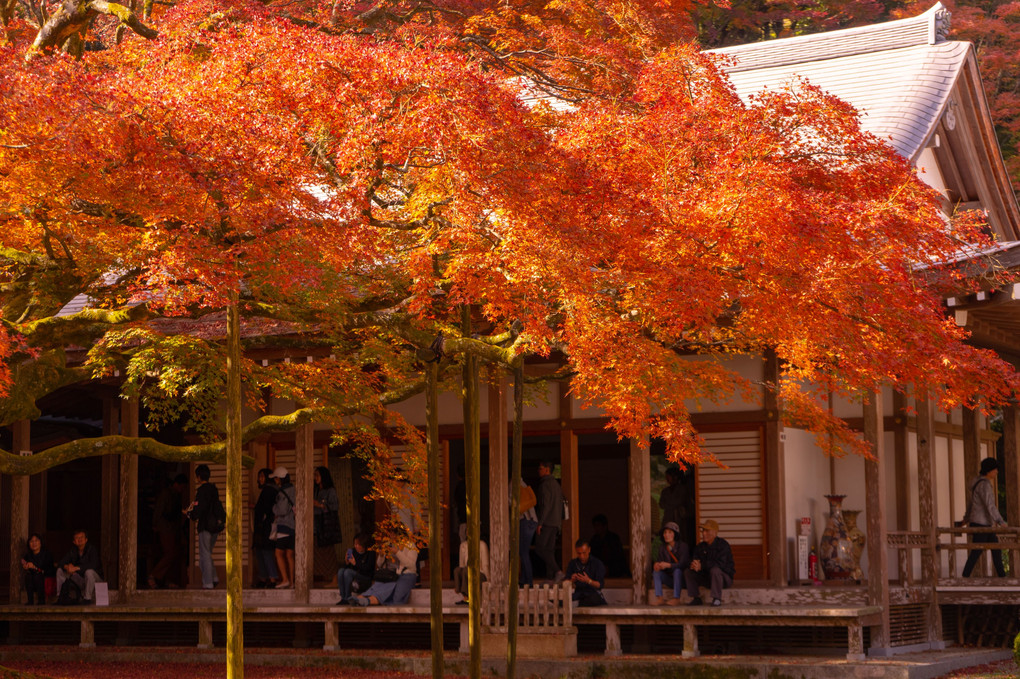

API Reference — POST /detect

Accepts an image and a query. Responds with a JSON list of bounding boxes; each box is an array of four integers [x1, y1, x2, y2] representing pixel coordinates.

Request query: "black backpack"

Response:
[[57, 576, 82, 605]]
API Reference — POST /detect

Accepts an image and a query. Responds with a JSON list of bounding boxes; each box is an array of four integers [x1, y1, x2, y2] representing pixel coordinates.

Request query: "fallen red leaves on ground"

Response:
[[2, 662, 440, 679]]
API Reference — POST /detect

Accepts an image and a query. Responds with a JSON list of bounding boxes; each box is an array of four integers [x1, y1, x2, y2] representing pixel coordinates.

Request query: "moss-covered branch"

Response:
[[20, 303, 152, 348], [0, 378, 428, 475], [0, 435, 257, 475], [27, 0, 156, 58]]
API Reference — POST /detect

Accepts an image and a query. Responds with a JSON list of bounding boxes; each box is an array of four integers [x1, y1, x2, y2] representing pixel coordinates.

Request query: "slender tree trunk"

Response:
[[225, 294, 244, 679], [506, 361, 524, 679], [461, 306, 481, 679], [426, 359, 443, 679]]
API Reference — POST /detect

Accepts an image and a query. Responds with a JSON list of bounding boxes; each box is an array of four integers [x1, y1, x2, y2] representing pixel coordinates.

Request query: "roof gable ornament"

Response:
[[930, 2, 951, 44]]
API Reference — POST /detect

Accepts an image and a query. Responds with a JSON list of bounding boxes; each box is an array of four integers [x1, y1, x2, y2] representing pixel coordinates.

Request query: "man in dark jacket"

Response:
[[566, 539, 606, 607], [57, 529, 104, 603], [684, 519, 735, 606], [534, 460, 564, 582], [186, 464, 223, 589]]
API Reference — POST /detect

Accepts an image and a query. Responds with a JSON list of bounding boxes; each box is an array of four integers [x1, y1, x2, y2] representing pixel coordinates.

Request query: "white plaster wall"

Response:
[[783, 428, 839, 578], [830, 387, 894, 421], [571, 354, 765, 419], [915, 146, 949, 198], [386, 381, 491, 427], [388, 377, 561, 428]]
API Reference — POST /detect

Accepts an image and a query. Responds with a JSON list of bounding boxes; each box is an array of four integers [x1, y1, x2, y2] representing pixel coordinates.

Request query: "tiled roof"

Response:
[[709, 3, 963, 162]]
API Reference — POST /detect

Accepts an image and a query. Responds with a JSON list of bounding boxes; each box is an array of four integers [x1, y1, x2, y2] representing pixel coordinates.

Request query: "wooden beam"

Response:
[[629, 436, 651, 604], [8, 419, 29, 604], [915, 392, 944, 646], [294, 422, 314, 603], [487, 370, 509, 589], [118, 398, 139, 603], [863, 393, 890, 649], [763, 352, 786, 586]]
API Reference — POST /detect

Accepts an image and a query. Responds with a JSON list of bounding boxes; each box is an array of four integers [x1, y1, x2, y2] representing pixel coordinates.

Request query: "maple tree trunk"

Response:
[[461, 306, 481, 679], [225, 294, 245, 679], [426, 359, 443, 679], [506, 361, 524, 679]]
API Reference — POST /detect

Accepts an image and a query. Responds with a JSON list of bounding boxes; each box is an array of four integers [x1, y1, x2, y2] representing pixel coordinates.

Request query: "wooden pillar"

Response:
[[559, 383, 579, 571], [863, 393, 890, 650], [559, 436, 579, 573], [763, 352, 786, 586], [892, 392, 910, 530], [628, 436, 651, 604], [118, 398, 139, 602], [1003, 405, 1020, 576], [294, 422, 314, 602], [442, 440, 452, 580], [962, 407, 981, 483], [961, 407, 983, 576], [915, 392, 944, 647], [8, 419, 30, 604], [487, 371, 509, 589], [101, 399, 120, 588]]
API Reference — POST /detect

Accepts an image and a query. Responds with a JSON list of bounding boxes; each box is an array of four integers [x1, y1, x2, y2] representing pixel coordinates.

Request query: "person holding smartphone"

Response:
[[336, 533, 376, 605]]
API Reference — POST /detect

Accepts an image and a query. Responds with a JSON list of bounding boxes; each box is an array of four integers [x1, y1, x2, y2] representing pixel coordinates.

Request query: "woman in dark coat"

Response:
[[253, 467, 280, 588], [21, 533, 55, 605]]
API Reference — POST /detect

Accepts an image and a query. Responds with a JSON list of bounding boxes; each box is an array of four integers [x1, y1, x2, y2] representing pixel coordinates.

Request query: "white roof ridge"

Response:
[[708, 3, 952, 73]]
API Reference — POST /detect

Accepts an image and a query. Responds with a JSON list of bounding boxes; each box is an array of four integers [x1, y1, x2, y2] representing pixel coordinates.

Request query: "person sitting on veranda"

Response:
[[684, 519, 734, 607], [347, 543, 419, 606], [336, 532, 377, 605], [651, 521, 690, 605], [566, 539, 607, 607], [454, 536, 489, 605], [21, 533, 55, 605], [56, 529, 104, 604]]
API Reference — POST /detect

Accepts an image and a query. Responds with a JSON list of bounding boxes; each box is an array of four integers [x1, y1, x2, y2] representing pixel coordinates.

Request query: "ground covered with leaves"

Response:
[[0, 663, 443, 679], [936, 658, 1018, 678]]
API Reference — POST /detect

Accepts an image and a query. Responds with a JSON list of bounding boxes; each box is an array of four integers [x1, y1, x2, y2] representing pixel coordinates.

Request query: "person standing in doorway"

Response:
[[186, 464, 223, 589], [534, 460, 565, 582], [150, 473, 187, 589], [962, 456, 1007, 578]]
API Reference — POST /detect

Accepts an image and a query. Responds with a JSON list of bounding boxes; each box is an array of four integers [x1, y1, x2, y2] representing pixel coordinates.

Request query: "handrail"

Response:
[[885, 526, 1020, 581]]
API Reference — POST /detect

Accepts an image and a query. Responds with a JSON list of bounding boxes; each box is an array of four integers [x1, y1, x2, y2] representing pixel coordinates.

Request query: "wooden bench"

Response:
[[573, 604, 883, 661], [5, 599, 881, 660], [4, 604, 469, 650]]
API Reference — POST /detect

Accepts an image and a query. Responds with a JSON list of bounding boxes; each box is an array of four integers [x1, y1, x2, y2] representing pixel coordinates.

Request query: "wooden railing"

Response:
[[886, 527, 1020, 584], [481, 581, 573, 633]]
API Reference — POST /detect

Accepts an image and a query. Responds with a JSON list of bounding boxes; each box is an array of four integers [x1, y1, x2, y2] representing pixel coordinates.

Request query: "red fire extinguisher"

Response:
[[808, 546, 819, 580]]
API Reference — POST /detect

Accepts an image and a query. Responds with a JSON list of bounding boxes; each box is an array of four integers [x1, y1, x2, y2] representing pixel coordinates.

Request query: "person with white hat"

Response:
[[269, 466, 296, 588]]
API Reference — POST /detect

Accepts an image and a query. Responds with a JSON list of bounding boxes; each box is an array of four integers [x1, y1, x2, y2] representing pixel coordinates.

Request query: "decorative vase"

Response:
[[819, 495, 855, 580], [843, 509, 866, 582]]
